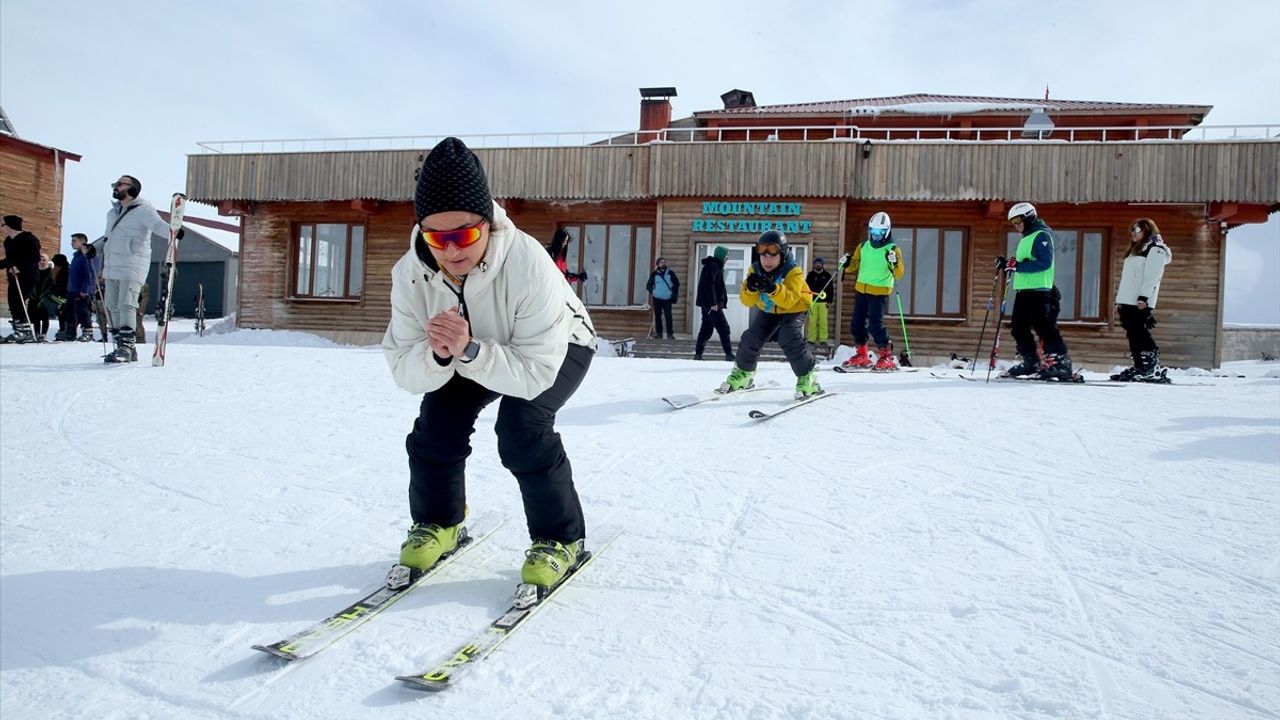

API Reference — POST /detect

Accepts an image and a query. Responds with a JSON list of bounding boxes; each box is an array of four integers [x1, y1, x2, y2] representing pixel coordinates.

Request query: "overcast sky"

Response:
[[3, 0, 1277, 323]]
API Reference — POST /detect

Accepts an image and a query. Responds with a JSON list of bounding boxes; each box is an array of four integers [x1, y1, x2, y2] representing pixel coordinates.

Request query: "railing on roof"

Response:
[[195, 123, 1280, 154]]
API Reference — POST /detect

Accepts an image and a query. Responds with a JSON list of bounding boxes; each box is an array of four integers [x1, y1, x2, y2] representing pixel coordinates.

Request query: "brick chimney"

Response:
[[638, 87, 676, 143]]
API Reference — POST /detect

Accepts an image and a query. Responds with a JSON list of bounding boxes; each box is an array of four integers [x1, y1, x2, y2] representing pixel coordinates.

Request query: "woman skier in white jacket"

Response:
[[1111, 217, 1172, 381]]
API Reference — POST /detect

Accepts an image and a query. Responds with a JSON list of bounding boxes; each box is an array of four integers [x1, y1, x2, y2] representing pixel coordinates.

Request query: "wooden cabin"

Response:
[[0, 106, 81, 318], [186, 91, 1279, 369]]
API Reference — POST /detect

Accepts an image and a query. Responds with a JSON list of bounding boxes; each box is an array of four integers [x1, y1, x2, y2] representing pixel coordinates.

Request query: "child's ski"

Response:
[[662, 379, 781, 409], [747, 391, 840, 420], [152, 192, 187, 367]]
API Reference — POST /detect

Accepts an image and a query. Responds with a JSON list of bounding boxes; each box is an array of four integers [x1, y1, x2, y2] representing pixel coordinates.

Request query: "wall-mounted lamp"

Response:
[[861, 140, 872, 160]]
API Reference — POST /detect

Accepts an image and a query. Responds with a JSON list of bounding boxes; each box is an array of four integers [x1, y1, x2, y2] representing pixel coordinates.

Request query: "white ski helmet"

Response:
[[868, 212, 892, 233], [1007, 202, 1037, 223]]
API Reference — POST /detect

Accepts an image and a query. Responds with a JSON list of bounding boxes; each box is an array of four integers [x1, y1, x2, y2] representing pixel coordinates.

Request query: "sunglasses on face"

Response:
[[756, 243, 782, 257], [420, 221, 485, 250]]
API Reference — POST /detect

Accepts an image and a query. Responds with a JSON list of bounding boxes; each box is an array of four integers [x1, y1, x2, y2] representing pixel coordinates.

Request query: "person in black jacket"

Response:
[[0, 214, 41, 343], [694, 246, 734, 361], [804, 257, 834, 347]]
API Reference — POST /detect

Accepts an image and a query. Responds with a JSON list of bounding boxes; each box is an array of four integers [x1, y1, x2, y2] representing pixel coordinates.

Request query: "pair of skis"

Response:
[[929, 371, 1124, 387], [661, 380, 840, 420], [152, 192, 186, 367], [251, 516, 616, 692]]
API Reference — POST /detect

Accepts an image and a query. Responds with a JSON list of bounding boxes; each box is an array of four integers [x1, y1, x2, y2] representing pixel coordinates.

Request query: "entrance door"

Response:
[[693, 243, 811, 341]]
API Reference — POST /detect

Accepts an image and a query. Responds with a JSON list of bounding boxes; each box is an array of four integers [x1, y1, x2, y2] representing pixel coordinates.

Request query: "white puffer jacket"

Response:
[[97, 198, 173, 285], [1115, 237, 1172, 307], [382, 202, 595, 399]]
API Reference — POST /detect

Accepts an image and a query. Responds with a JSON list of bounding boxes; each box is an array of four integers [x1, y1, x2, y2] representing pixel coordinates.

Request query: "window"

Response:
[[293, 223, 365, 299], [557, 223, 655, 306], [1006, 228, 1106, 321], [891, 227, 967, 317]]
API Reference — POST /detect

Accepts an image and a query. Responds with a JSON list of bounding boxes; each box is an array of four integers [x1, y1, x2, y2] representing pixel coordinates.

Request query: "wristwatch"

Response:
[[460, 338, 481, 363]]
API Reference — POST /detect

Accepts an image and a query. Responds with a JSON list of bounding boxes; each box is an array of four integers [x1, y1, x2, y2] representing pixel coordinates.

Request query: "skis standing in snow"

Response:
[[95, 176, 182, 364], [382, 137, 598, 605], [716, 230, 822, 400], [838, 212, 905, 372], [1111, 218, 1173, 382], [997, 202, 1073, 381]]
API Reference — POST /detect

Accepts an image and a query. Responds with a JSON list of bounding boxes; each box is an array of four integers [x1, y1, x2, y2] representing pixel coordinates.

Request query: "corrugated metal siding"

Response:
[[187, 141, 1280, 205]]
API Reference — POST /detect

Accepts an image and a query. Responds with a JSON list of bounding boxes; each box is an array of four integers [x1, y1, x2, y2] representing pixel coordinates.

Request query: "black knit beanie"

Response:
[[2, 215, 22, 231], [414, 137, 493, 225]]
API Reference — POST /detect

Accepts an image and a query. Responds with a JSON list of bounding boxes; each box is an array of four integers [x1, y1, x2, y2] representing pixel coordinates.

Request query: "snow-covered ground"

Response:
[[2, 321, 1278, 720]]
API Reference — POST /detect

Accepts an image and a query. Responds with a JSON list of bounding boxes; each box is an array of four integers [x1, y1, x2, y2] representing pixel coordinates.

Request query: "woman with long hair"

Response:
[[1111, 218, 1172, 381]]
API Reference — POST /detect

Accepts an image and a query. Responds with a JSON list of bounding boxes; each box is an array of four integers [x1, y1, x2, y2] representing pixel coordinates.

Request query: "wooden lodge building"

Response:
[[186, 90, 1280, 368]]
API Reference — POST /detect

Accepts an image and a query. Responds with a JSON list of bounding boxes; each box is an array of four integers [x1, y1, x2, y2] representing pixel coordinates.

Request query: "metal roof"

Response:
[[694, 93, 1212, 119]]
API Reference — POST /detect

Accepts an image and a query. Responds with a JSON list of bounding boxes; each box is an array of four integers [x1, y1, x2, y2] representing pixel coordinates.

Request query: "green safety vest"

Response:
[[856, 241, 896, 289], [1013, 230, 1054, 291]]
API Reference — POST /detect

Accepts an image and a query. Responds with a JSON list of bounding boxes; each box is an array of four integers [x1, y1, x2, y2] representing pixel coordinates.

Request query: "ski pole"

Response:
[[986, 268, 1015, 383], [971, 267, 1003, 375], [892, 287, 912, 367]]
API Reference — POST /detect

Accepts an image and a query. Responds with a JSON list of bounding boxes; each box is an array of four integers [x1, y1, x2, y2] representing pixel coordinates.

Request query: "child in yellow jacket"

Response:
[[716, 231, 821, 400]]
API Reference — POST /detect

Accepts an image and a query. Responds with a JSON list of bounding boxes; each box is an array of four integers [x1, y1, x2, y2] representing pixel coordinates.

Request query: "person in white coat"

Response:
[[382, 137, 597, 595], [95, 175, 180, 362], [1111, 217, 1172, 381]]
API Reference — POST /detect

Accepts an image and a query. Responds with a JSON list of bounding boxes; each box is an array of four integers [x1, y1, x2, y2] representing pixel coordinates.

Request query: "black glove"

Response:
[[175, 228, 185, 241], [994, 256, 1006, 269], [1143, 308, 1157, 329], [746, 273, 777, 294], [577, 271, 588, 282]]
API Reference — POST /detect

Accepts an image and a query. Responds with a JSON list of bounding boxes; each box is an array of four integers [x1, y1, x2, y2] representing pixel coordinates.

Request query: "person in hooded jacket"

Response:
[[693, 245, 734, 361], [382, 137, 597, 597], [716, 230, 820, 399], [0, 214, 41, 343], [996, 202, 1073, 381], [840, 212, 905, 371], [1110, 218, 1173, 381], [547, 228, 587, 285], [94, 175, 182, 363], [804, 256, 834, 347]]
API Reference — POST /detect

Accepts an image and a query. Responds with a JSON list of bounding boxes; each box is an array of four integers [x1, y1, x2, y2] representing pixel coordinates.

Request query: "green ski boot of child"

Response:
[[715, 367, 755, 394], [399, 522, 462, 571], [794, 369, 822, 399], [520, 538, 584, 589]]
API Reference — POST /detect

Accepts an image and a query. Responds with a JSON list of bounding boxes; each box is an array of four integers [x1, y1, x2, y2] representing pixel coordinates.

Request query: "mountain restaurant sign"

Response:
[[691, 201, 813, 234]]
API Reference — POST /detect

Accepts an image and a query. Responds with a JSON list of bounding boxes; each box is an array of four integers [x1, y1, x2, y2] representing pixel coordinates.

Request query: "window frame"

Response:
[[289, 221, 367, 302], [557, 222, 656, 308], [890, 226, 970, 320]]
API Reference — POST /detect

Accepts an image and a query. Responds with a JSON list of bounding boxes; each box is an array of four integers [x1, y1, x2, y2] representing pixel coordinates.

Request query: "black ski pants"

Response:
[[1010, 287, 1067, 359], [734, 310, 815, 376], [5, 271, 36, 323], [1117, 303, 1157, 358], [652, 298, 674, 338], [694, 307, 733, 357], [850, 291, 890, 347], [405, 343, 593, 543]]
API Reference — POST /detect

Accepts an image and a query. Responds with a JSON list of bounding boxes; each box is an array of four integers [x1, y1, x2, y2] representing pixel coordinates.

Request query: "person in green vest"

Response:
[[996, 202, 1073, 380], [838, 212, 905, 371]]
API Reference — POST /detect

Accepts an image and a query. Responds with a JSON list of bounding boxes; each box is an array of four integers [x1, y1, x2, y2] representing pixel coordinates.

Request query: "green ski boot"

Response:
[[715, 367, 755, 394], [399, 522, 462, 571], [794, 369, 822, 399], [520, 538, 584, 590]]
